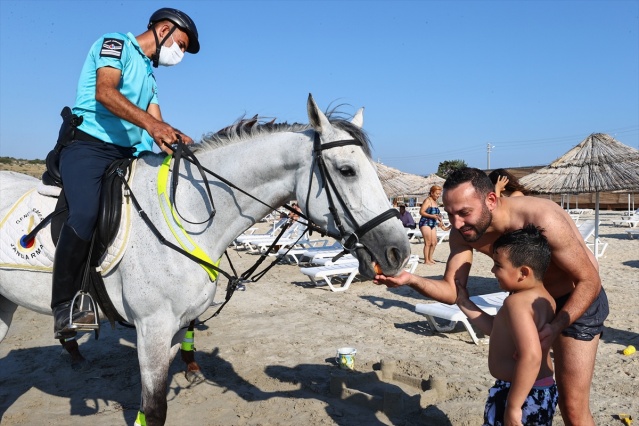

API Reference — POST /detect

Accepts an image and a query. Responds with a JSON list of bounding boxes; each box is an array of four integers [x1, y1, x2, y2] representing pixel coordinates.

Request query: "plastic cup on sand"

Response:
[[335, 347, 357, 370]]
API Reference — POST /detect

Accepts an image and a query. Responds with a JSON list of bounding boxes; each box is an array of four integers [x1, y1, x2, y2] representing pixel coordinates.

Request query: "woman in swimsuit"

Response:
[[419, 185, 448, 264]]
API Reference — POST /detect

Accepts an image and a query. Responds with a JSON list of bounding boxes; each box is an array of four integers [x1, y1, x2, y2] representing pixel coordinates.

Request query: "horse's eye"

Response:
[[339, 166, 356, 177]]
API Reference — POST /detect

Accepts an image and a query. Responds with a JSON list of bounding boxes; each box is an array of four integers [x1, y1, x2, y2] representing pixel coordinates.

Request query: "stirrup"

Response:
[[69, 291, 100, 338]]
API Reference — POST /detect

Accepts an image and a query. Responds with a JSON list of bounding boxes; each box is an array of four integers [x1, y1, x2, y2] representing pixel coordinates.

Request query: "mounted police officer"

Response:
[[52, 8, 200, 339]]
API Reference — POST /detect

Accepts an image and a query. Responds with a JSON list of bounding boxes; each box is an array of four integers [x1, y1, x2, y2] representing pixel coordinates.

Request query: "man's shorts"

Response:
[[554, 287, 609, 341], [483, 379, 558, 426]]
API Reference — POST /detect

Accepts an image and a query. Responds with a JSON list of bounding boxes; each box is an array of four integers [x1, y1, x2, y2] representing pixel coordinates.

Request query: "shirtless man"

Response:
[[375, 168, 608, 425]]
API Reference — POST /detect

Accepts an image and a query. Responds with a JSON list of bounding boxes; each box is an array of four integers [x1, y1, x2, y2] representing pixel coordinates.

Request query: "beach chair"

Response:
[[407, 228, 450, 245], [578, 219, 608, 257], [436, 229, 450, 245], [310, 253, 357, 266], [612, 217, 639, 228], [299, 254, 419, 292], [240, 220, 306, 252], [407, 228, 422, 242], [415, 292, 508, 344], [233, 218, 289, 248], [256, 233, 330, 256], [275, 240, 340, 265], [626, 229, 639, 239]]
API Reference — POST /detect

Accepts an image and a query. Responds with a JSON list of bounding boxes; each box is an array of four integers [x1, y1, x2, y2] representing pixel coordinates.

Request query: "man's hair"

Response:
[[443, 167, 495, 199], [493, 224, 551, 280]]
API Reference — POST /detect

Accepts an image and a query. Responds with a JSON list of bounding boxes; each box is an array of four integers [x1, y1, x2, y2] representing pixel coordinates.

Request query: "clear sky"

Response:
[[1, 0, 637, 175]]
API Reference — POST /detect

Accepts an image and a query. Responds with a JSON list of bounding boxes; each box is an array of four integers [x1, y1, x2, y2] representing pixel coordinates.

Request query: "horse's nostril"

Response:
[[386, 247, 401, 268]]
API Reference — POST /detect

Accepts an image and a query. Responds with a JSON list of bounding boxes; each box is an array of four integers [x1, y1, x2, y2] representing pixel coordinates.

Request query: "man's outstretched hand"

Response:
[[374, 270, 412, 288]]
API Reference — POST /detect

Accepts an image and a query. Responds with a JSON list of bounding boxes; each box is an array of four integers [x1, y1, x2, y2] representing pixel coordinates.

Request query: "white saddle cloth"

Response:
[[0, 180, 133, 275]]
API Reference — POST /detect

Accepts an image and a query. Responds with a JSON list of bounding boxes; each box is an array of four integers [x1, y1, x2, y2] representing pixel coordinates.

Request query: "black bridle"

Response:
[[306, 132, 399, 253]]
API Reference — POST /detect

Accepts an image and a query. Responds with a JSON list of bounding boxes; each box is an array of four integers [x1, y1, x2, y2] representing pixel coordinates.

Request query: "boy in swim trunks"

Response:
[[456, 225, 558, 425]]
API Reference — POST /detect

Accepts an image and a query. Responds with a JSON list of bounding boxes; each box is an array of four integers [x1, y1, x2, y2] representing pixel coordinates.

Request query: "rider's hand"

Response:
[[148, 121, 188, 152], [179, 133, 194, 144]]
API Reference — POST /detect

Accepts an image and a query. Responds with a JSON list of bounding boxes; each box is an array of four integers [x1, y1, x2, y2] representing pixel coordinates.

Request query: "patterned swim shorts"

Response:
[[483, 379, 558, 426]]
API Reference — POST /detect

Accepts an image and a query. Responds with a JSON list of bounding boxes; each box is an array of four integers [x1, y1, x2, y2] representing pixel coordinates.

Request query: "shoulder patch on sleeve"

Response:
[[100, 38, 124, 59]]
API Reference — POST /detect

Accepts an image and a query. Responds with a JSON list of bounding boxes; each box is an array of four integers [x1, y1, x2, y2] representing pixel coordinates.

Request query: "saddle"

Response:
[[43, 157, 134, 329]]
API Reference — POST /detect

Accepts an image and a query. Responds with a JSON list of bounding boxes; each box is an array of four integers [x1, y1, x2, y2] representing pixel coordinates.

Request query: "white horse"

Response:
[[0, 95, 411, 425]]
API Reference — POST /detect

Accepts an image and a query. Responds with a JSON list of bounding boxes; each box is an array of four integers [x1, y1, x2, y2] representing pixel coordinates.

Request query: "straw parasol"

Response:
[[376, 163, 445, 198], [519, 133, 639, 257]]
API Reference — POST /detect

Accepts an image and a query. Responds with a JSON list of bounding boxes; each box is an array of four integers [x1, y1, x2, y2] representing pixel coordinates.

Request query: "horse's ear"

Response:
[[307, 93, 331, 133], [351, 107, 364, 128]]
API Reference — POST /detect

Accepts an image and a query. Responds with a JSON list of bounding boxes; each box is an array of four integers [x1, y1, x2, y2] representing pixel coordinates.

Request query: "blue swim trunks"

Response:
[[484, 378, 558, 425]]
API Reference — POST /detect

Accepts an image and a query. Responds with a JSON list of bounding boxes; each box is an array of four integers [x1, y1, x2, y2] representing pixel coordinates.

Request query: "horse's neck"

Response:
[[132, 132, 311, 259]]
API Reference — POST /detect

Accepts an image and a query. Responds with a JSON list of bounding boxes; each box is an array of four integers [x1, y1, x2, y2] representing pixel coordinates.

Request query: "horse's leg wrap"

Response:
[[134, 411, 146, 426], [180, 320, 203, 383]]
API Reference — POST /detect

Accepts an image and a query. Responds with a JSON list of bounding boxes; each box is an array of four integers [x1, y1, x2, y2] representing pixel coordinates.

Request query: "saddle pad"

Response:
[[0, 176, 134, 275]]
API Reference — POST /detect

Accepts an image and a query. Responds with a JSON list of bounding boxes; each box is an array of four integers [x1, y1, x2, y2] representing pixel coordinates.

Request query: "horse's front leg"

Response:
[[135, 320, 175, 426], [180, 320, 204, 383]]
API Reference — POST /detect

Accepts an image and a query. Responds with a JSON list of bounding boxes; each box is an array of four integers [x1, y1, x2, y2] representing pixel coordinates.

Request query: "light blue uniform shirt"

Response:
[[73, 32, 158, 154]]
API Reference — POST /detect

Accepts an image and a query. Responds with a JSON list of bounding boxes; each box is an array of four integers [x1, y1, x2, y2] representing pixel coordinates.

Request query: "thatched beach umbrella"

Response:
[[520, 133, 639, 257], [376, 163, 444, 199]]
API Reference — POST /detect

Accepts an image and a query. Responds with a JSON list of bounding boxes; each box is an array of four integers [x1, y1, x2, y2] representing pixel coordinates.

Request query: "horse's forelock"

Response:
[[195, 114, 372, 159]]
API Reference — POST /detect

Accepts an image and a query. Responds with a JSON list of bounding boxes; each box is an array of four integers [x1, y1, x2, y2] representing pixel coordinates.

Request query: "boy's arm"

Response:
[[455, 281, 494, 336], [502, 297, 542, 424]]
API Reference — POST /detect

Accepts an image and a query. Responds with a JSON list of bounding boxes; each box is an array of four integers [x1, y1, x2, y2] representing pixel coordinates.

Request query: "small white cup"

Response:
[[335, 347, 357, 370]]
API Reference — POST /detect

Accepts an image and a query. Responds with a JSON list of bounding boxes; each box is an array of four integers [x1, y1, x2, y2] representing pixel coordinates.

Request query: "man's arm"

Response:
[[95, 67, 186, 153], [539, 206, 601, 347], [374, 232, 473, 304]]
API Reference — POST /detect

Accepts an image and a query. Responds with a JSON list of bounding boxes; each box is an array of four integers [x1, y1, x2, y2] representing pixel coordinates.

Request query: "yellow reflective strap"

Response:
[[157, 155, 220, 281], [182, 330, 195, 352], [134, 411, 146, 426]]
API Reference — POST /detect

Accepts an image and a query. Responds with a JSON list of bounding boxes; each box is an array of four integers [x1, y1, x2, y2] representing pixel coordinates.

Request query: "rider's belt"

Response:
[[74, 128, 105, 144]]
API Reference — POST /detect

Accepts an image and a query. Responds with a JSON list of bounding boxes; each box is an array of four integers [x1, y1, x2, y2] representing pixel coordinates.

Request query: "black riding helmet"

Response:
[[148, 8, 199, 66]]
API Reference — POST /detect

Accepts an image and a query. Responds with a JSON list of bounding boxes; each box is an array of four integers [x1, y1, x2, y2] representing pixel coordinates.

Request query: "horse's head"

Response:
[[299, 94, 411, 278]]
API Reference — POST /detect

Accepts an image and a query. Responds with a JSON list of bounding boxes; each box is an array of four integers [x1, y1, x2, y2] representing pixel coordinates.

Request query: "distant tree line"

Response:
[[0, 156, 45, 165], [435, 159, 467, 178]]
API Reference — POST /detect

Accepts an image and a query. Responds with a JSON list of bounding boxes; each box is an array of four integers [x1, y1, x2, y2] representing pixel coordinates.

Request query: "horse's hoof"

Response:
[[185, 369, 205, 385], [71, 358, 91, 372]]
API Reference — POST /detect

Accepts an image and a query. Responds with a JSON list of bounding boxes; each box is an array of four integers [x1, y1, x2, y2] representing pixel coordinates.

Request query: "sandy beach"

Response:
[[1, 210, 637, 425]]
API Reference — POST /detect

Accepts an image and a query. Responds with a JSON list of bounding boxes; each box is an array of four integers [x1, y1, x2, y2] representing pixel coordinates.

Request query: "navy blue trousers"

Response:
[[59, 140, 134, 240]]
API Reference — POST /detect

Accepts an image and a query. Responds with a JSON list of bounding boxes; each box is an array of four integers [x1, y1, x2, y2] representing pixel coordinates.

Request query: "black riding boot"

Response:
[[51, 223, 94, 339]]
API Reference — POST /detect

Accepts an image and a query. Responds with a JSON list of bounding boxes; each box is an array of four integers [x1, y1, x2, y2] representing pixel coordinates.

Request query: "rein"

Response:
[[117, 132, 398, 323]]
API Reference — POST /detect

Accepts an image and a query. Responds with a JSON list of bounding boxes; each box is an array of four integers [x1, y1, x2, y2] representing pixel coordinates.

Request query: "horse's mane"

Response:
[[196, 111, 372, 158]]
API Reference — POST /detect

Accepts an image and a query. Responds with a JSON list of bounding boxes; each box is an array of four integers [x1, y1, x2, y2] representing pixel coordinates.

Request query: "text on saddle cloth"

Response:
[[0, 162, 137, 274]]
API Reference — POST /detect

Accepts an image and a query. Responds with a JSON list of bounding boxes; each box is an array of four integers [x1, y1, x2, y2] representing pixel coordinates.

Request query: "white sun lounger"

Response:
[[626, 229, 639, 239], [578, 219, 608, 258], [275, 241, 343, 265], [415, 292, 508, 344], [310, 253, 356, 266], [233, 218, 289, 248], [299, 254, 419, 292], [241, 221, 307, 252], [406, 228, 450, 245]]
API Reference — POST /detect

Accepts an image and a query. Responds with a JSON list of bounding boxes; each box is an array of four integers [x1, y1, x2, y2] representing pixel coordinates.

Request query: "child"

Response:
[[456, 224, 558, 425]]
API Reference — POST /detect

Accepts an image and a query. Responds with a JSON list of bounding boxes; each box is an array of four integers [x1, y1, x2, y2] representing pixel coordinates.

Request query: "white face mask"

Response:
[[158, 35, 184, 67]]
